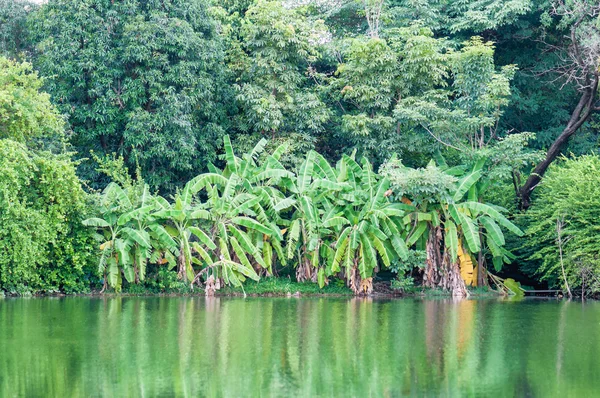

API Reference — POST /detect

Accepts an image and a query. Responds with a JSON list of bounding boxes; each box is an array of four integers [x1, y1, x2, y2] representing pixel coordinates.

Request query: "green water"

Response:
[[0, 297, 598, 397]]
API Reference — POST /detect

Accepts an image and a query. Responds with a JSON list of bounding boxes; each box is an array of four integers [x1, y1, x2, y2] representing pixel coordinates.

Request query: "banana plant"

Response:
[[188, 174, 280, 288], [329, 156, 409, 294], [284, 150, 351, 284], [284, 151, 409, 293], [383, 160, 523, 294], [150, 184, 213, 284], [163, 136, 291, 290], [83, 182, 154, 292]]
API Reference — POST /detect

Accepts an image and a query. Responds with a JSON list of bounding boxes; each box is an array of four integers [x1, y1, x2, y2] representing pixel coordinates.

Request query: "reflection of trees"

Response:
[[0, 298, 600, 396]]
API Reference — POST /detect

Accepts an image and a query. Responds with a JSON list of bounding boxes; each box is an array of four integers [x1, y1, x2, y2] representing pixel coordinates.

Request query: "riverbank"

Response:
[[0, 278, 508, 298]]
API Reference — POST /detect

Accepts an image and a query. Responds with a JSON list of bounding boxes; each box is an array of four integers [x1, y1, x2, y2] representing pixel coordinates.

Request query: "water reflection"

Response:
[[0, 297, 598, 396]]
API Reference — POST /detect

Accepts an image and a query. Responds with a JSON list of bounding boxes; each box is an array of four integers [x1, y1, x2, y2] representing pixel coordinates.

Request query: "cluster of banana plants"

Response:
[[84, 135, 523, 295], [381, 159, 524, 296], [283, 152, 410, 293]]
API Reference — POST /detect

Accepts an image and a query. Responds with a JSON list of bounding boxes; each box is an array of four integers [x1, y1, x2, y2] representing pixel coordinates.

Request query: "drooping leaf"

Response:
[[453, 171, 482, 202], [445, 220, 459, 262]]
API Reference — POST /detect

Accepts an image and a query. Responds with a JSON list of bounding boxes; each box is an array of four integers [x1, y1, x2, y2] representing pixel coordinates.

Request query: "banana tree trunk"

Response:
[[424, 226, 467, 296], [177, 248, 185, 280]]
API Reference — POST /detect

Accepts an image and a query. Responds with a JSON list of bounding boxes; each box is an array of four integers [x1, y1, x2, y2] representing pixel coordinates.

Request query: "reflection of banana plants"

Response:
[[83, 183, 154, 292]]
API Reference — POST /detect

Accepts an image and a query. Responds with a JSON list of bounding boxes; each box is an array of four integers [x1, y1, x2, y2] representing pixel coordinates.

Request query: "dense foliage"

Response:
[[522, 155, 600, 296], [30, 0, 229, 191], [0, 0, 599, 296], [0, 140, 95, 294]]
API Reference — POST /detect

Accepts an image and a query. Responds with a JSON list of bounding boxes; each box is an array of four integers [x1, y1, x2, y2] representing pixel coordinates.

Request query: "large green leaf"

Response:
[[314, 152, 337, 181], [274, 197, 296, 212], [480, 216, 505, 246], [82, 218, 111, 228], [250, 138, 268, 161], [457, 212, 480, 253], [232, 216, 273, 236], [253, 169, 294, 183], [152, 209, 185, 222], [187, 173, 228, 194], [360, 233, 377, 275], [121, 228, 151, 248], [458, 202, 523, 236], [192, 242, 213, 264], [297, 151, 315, 193], [271, 143, 289, 160], [407, 222, 428, 246], [317, 268, 326, 289], [230, 236, 254, 271], [453, 171, 481, 202], [391, 234, 409, 260], [188, 226, 216, 250], [323, 216, 350, 228], [371, 236, 390, 267], [445, 220, 459, 262], [223, 135, 238, 174], [117, 205, 154, 226], [286, 219, 301, 259], [332, 234, 349, 273]]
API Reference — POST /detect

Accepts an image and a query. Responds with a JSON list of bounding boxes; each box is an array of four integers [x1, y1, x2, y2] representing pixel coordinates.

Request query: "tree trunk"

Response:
[[177, 248, 185, 280], [477, 250, 487, 287], [424, 226, 467, 296], [519, 79, 599, 209]]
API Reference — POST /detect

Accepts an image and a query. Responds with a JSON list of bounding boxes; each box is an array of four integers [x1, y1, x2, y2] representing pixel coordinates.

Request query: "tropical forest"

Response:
[[1, 0, 600, 395]]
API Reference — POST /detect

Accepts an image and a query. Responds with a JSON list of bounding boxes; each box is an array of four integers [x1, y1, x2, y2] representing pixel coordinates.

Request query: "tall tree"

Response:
[[519, 0, 600, 208], [0, 57, 65, 149], [0, 0, 35, 59], [218, 0, 330, 165], [30, 0, 229, 192]]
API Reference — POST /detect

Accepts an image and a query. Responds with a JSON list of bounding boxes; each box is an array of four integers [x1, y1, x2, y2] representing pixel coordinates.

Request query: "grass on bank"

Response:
[[118, 275, 353, 296], [219, 277, 353, 296], [395, 285, 501, 297]]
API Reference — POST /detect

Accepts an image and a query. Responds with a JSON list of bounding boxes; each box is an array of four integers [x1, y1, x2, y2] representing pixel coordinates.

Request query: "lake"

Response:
[[0, 297, 598, 397]]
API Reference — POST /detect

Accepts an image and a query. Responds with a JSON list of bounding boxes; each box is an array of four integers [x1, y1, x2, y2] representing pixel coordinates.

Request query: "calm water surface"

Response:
[[0, 297, 598, 397]]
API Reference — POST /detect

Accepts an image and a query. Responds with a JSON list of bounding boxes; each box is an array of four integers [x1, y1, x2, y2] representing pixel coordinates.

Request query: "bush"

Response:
[[521, 155, 600, 295], [0, 140, 96, 294]]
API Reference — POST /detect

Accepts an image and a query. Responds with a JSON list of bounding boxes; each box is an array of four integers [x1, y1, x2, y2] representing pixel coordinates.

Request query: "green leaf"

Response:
[[82, 218, 111, 228], [457, 212, 480, 253], [453, 171, 482, 202], [445, 220, 459, 262], [253, 169, 294, 182], [391, 235, 409, 261], [192, 242, 213, 264], [323, 216, 350, 228], [117, 205, 154, 226], [223, 135, 238, 174], [314, 152, 337, 181], [407, 222, 428, 246], [121, 228, 151, 248], [274, 197, 296, 212], [332, 235, 349, 273], [188, 226, 216, 250], [232, 216, 273, 236], [297, 151, 315, 193], [187, 173, 228, 193], [318, 268, 325, 289], [458, 202, 523, 236], [480, 216, 505, 246]]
